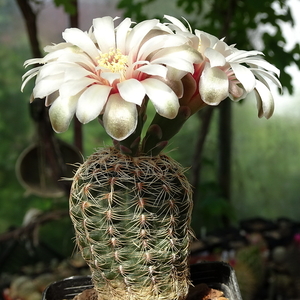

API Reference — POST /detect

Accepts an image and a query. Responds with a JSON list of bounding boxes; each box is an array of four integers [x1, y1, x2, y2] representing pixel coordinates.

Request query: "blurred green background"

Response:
[[1, 2, 300, 299], [0, 0, 300, 258]]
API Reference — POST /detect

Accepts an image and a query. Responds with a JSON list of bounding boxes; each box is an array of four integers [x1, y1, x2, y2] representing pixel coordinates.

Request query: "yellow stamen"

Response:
[[97, 48, 128, 74]]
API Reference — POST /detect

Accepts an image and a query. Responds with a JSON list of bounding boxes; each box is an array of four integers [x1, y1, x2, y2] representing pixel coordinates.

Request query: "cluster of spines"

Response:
[[70, 147, 193, 300]]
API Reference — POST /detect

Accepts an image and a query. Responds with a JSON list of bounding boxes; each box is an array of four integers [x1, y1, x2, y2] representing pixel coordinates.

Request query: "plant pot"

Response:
[[190, 261, 242, 300], [16, 140, 82, 198], [42, 262, 242, 300], [42, 275, 93, 300]]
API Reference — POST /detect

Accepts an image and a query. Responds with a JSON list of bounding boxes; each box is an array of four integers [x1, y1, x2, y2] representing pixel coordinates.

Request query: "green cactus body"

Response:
[[69, 147, 193, 300]]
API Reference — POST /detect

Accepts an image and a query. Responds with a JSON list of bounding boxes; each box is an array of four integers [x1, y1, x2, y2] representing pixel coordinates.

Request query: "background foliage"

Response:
[[0, 0, 300, 244]]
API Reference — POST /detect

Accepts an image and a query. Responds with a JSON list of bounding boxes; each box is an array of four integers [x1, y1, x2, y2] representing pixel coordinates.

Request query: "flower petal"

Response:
[[226, 50, 263, 63], [64, 64, 94, 80], [23, 58, 43, 68], [195, 30, 219, 52], [45, 91, 59, 106], [59, 77, 96, 97], [53, 50, 95, 70], [244, 58, 280, 76], [33, 74, 64, 98], [250, 68, 282, 90], [167, 67, 187, 81], [76, 84, 112, 124], [21, 67, 40, 92], [117, 79, 145, 105], [93, 17, 116, 53], [100, 72, 121, 85], [152, 45, 202, 65], [164, 15, 189, 32], [199, 63, 229, 105], [62, 28, 99, 59], [151, 48, 200, 74], [49, 95, 78, 133], [214, 40, 227, 54], [152, 75, 184, 98], [138, 34, 190, 61], [254, 80, 274, 119], [36, 62, 69, 80], [126, 19, 159, 53], [116, 18, 133, 53], [43, 42, 73, 53], [136, 64, 167, 78], [142, 78, 179, 119], [204, 48, 226, 67], [231, 63, 256, 93], [103, 94, 138, 141]]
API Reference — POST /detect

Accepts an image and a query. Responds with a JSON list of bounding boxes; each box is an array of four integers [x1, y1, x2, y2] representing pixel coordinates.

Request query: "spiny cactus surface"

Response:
[[70, 147, 193, 300]]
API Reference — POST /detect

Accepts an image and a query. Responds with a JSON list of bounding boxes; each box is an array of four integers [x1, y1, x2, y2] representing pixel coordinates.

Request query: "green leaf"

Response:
[[53, 0, 77, 15]]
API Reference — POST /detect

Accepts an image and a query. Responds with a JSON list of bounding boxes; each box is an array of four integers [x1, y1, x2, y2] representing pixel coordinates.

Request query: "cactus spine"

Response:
[[70, 147, 193, 300]]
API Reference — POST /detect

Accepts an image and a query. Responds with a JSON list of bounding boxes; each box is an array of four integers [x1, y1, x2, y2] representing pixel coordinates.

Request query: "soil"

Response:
[[72, 284, 229, 300], [187, 283, 229, 300], [73, 288, 98, 300]]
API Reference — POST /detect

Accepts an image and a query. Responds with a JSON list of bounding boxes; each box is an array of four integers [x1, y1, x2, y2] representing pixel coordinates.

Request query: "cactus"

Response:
[[21, 14, 281, 300], [69, 147, 193, 300]]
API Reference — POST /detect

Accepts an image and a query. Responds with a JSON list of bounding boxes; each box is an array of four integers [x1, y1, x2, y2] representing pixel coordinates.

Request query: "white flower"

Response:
[[164, 16, 282, 119], [195, 30, 281, 118], [22, 16, 201, 140]]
